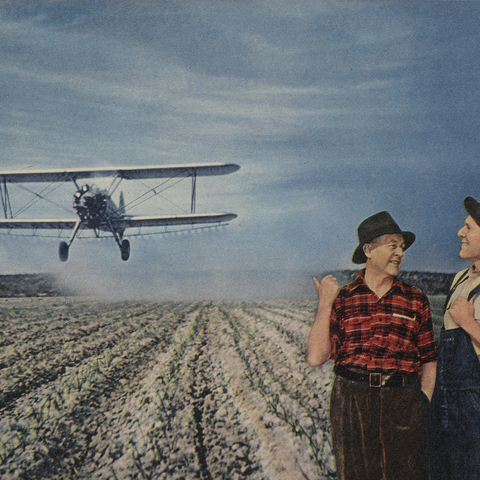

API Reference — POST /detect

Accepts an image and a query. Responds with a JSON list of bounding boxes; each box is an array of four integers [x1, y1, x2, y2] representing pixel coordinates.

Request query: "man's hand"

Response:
[[307, 275, 340, 367], [421, 361, 437, 401], [448, 297, 480, 347], [449, 298, 476, 330], [313, 275, 341, 310]]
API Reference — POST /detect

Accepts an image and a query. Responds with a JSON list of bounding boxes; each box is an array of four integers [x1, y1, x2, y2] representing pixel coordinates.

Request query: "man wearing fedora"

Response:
[[307, 211, 438, 480], [428, 197, 480, 480]]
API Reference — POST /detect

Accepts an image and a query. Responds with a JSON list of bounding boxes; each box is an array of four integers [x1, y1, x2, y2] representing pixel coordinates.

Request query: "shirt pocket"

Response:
[[386, 312, 419, 344]]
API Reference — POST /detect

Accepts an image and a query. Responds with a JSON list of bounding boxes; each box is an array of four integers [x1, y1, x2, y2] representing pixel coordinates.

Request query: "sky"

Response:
[[1, 0, 480, 300]]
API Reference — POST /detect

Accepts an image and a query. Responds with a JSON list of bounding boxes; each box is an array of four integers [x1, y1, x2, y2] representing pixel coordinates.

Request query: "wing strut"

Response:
[[191, 171, 196, 214], [107, 175, 124, 197], [0, 179, 12, 219]]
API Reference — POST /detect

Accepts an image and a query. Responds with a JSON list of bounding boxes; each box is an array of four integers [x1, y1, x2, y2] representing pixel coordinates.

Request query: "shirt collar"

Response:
[[469, 264, 480, 277], [348, 268, 406, 295]]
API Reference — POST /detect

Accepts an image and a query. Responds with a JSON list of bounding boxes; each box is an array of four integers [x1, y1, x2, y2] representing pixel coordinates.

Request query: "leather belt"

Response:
[[335, 365, 419, 388]]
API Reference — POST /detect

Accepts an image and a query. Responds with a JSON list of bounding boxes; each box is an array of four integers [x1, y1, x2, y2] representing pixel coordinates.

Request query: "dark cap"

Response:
[[352, 211, 416, 264], [464, 196, 480, 226]]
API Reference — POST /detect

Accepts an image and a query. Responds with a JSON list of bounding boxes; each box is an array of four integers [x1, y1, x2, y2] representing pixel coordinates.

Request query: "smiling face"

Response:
[[458, 215, 480, 267], [364, 234, 405, 278]]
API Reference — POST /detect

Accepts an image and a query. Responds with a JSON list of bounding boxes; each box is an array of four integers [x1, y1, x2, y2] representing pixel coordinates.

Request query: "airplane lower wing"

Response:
[[0, 213, 237, 231], [114, 213, 238, 229], [0, 219, 78, 229]]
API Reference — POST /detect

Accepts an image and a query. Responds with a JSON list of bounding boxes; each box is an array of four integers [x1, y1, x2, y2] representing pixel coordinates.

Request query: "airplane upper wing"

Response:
[[114, 213, 238, 229], [0, 219, 78, 229], [0, 163, 240, 183]]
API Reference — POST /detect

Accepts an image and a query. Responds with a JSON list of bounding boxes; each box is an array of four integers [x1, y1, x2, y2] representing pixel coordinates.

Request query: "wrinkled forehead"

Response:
[[371, 233, 405, 245]]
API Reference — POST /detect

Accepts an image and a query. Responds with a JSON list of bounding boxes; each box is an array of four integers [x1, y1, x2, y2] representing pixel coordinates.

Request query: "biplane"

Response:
[[0, 163, 240, 262]]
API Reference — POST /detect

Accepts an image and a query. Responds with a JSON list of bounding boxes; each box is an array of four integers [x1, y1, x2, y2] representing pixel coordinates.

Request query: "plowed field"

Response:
[[0, 296, 444, 480]]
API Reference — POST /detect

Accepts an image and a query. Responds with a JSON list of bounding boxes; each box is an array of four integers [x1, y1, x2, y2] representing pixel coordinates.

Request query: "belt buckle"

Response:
[[369, 372, 382, 387]]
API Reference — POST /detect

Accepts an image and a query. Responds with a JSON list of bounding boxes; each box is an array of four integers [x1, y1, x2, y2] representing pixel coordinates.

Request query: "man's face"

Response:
[[365, 234, 405, 277], [458, 215, 480, 264]]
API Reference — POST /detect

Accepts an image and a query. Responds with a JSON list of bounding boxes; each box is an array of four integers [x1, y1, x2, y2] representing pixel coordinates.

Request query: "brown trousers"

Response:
[[330, 375, 430, 480]]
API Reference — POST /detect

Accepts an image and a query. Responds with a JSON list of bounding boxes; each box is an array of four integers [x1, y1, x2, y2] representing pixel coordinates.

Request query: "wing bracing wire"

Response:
[[111, 172, 193, 217], [9, 179, 72, 218]]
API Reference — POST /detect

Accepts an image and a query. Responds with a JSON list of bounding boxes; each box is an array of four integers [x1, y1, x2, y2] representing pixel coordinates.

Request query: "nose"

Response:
[[458, 226, 466, 238]]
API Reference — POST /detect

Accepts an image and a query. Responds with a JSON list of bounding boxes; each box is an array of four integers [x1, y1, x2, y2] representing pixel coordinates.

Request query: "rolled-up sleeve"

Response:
[[329, 298, 342, 361], [417, 296, 438, 364]]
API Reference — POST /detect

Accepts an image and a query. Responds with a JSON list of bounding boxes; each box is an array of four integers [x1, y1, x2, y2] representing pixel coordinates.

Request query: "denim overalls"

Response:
[[428, 277, 480, 480]]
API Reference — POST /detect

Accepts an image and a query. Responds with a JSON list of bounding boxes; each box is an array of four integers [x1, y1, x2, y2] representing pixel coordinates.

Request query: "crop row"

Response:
[[0, 295, 446, 479], [1, 296, 451, 479], [0, 300, 199, 479], [72, 302, 267, 480], [0, 299, 193, 411], [217, 303, 335, 479]]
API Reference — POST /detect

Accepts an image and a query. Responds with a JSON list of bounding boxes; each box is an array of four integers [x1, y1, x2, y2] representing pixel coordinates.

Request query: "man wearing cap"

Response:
[[307, 211, 438, 480], [428, 197, 480, 480]]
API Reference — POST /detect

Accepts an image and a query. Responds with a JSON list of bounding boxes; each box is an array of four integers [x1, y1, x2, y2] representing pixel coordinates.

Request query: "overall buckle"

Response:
[[369, 372, 382, 387]]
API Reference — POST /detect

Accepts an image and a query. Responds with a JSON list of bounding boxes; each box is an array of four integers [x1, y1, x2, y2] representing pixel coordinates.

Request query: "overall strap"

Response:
[[468, 282, 480, 301], [444, 269, 470, 311]]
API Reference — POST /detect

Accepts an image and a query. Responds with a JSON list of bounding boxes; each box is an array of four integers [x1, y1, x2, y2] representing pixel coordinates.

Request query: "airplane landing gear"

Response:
[[58, 221, 81, 262], [120, 239, 130, 261], [107, 218, 130, 261], [59, 241, 69, 262]]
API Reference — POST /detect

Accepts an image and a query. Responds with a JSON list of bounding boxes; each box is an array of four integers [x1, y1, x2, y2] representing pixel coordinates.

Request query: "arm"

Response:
[[306, 275, 341, 367], [415, 294, 437, 401], [448, 297, 480, 345], [420, 361, 437, 401]]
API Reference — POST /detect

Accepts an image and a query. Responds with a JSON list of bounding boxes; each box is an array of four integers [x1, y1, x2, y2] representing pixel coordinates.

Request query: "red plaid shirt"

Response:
[[330, 270, 438, 374]]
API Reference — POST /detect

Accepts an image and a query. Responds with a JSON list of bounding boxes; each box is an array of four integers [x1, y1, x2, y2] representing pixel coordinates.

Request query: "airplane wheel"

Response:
[[120, 239, 130, 261], [59, 241, 69, 262]]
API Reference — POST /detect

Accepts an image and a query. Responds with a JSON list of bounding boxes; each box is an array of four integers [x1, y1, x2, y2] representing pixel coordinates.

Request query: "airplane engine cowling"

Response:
[[73, 188, 108, 228]]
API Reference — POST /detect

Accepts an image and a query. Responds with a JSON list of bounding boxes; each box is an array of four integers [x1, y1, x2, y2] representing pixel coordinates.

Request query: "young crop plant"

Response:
[[0, 296, 372, 479]]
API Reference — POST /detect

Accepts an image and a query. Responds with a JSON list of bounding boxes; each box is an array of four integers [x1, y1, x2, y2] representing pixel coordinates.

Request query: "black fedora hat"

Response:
[[464, 196, 480, 226], [352, 211, 416, 264]]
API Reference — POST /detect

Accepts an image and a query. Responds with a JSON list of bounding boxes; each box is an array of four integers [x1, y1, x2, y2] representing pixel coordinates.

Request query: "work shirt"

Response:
[[444, 265, 480, 357], [330, 270, 438, 375]]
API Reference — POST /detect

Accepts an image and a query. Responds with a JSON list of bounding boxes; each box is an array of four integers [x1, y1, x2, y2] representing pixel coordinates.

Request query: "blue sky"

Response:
[[1, 1, 480, 299]]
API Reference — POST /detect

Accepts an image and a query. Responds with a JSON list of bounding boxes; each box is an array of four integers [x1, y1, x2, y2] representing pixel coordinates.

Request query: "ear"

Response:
[[363, 243, 372, 259]]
